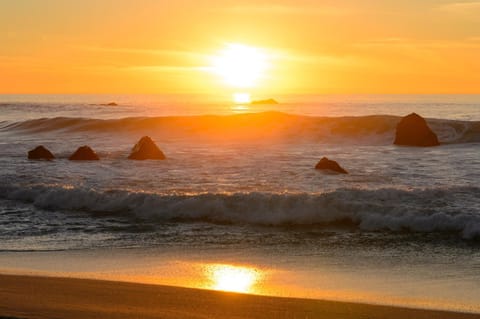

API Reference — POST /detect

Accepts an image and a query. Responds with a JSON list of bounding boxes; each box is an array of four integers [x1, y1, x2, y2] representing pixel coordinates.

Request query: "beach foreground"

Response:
[[0, 274, 478, 319]]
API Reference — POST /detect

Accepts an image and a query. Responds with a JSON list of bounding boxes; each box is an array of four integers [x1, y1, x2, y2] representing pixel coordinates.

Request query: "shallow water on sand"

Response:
[[1, 244, 479, 313]]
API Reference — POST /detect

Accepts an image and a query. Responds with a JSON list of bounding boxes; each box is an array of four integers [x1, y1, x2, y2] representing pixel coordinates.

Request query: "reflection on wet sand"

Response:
[[204, 264, 263, 293]]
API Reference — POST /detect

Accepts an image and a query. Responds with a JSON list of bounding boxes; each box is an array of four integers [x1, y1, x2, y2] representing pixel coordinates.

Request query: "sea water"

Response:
[[0, 94, 479, 312]]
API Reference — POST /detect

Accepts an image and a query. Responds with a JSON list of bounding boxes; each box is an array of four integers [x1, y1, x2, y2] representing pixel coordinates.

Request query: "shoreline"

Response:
[[1, 274, 478, 319]]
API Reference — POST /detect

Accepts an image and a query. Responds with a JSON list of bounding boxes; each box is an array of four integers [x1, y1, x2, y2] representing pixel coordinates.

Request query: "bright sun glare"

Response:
[[208, 264, 260, 293], [233, 92, 251, 104], [210, 44, 269, 89]]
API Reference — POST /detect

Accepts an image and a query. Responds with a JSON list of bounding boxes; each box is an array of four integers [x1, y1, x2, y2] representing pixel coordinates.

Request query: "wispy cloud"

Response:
[[349, 37, 480, 73], [437, 1, 480, 13], [124, 65, 207, 72], [215, 4, 354, 16], [75, 46, 210, 73], [354, 37, 480, 49], [285, 52, 359, 67], [79, 46, 202, 58], [467, 36, 480, 42], [354, 38, 411, 47]]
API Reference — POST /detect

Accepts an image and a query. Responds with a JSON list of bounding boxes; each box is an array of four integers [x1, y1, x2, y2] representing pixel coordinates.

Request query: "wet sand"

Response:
[[0, 274, 478, 319]]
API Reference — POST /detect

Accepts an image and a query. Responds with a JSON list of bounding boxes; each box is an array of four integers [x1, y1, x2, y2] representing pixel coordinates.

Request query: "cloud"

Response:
[[286, 53, 359, 67], [124, 65, 207, 73], [216, 4, 354, 16], [354, 37, 480, 49], [437, 1, 480, 13], [79, 46, 202, 58], [74, 46, 211, 73], [467, 36, 480, 42]]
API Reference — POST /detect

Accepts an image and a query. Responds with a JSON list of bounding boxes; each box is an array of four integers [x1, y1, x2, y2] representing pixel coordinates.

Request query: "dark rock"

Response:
[[100, 102, 118, 106], [394, 113, 439, 147], [69, 146, 100, 160], [28, 145, 55, 160], [315, 157, 348, 174], [251, 99, 278, 105], [128, 136, 166, 160]]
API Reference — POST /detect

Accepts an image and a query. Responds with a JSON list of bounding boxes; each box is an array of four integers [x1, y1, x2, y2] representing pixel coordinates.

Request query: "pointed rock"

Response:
[[394, 113, 439, 147], [315, 157, 348, 174], [69, 146, 100, 160], [128, 136, 166, 160], [28, 145, 55, 160]]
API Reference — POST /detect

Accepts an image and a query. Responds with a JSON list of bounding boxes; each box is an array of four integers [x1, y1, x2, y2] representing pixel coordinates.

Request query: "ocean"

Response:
[[0, 94, 479, 313]]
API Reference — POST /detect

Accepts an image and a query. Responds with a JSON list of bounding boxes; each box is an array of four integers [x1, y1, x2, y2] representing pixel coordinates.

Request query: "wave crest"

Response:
[[2, 184, 479, 239], [2, 113, 480, 144]]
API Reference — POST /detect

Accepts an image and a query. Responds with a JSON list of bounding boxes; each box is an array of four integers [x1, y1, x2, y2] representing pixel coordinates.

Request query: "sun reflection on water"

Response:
[[231, 105, 250, 113], [205, 264, 262, 294]]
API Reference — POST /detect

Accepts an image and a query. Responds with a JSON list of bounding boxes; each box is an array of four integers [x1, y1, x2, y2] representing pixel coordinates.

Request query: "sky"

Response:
[[1, 0, 480, 94]]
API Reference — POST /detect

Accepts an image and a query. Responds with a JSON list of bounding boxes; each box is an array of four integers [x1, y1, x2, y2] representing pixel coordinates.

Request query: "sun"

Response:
[[210, 43, 269, 88]]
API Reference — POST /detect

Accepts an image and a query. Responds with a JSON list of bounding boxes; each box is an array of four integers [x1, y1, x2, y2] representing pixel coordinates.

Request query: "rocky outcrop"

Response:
[[100, 102, 118, 106], [69, 146, 100, 160], [28, 145, 55, 160], [315, 157, 348, 174], [128, 136, 166, 160], [394, 113, 439, 146]]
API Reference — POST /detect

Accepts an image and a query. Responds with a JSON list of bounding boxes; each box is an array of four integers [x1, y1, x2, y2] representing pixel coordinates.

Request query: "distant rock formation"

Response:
[[394, 113, 439, 147], [315, 157, 348, 174], [100, 102, 118, 106], [251, 99, 278, 105], [69, 146, 100, 160], [28, 145, 55, 160], [128, 136, 166, 160]]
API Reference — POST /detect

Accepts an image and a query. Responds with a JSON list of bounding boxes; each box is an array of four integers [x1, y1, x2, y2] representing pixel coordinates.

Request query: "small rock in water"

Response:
[[69, 146, 100, 160], [100, 102, 118, 106], [128, 136, 166, 160], [28, 145, 55, 160], [394, 113, 439, 147], [315, 157, 348, 174]]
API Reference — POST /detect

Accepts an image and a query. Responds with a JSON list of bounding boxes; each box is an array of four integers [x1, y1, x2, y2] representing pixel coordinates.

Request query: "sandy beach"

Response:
[[0, 274, 478, 319]]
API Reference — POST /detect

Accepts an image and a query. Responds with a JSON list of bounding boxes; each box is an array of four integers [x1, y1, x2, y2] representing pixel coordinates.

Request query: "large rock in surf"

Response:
[[28, 145, 55, 160], [394, 113, 439, 147], [69, 146, 100, 160], [315, 157, 348, 174], [128, 136, 166, 160]]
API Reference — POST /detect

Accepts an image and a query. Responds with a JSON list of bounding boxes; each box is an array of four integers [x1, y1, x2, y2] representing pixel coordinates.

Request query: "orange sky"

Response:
[[1, 0, 480, 94]]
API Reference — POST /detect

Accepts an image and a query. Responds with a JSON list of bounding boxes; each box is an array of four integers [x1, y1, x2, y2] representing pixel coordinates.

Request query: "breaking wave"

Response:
[[1, 112, 479, 144], [1, 184, 479, 239]]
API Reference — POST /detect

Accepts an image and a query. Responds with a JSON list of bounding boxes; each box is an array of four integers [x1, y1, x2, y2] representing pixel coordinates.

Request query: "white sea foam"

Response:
[[2, 184, 479, 239]]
